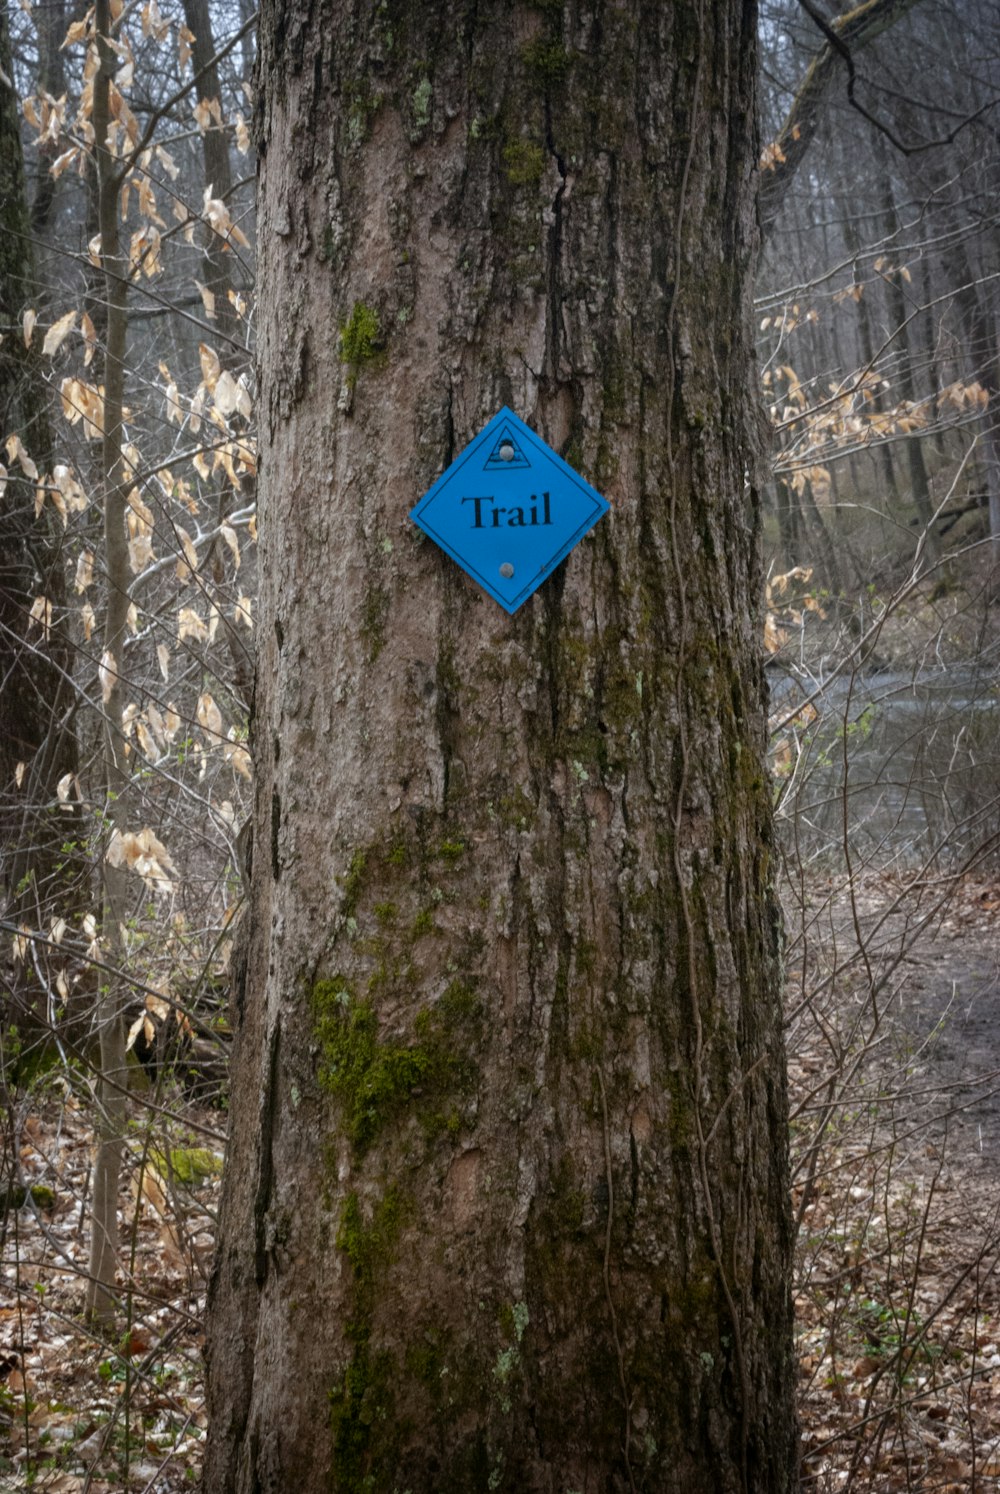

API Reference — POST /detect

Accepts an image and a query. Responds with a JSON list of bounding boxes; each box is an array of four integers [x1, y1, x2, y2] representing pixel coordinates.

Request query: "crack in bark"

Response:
[[253, 1015, 281, 1286]]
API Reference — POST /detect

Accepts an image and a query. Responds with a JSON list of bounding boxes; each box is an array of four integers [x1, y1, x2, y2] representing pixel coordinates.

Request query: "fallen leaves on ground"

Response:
[[0, 1081, 222, 1490]]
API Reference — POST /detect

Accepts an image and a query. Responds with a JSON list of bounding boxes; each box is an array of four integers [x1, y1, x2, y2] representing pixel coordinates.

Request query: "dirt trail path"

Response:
[[903, 922, 1000, 1177], [804, 874, 1000, 1177]]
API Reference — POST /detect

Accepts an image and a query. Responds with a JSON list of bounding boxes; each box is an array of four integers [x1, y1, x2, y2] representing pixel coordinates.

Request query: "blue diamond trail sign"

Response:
[[410, 406, 610, 614]]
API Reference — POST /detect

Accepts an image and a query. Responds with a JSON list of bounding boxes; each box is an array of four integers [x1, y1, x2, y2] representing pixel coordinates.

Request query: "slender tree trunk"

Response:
[[946, 239, 1000, 557], [876, 152, 936, 555], [29, 0, 79, 246], [799, 475, 843, 594], [0, 0, 87, 1045], [180, 0, 241, 352], [841, 196, 897, 502], [180, 0, 254, 706], [205, 3, 797, 1490], [819, 199, 865, 493], [758, 0, 921, 238], [237, 0, 256, 91], [773, 477, 803, 567], [84, 0, 132, 1329]]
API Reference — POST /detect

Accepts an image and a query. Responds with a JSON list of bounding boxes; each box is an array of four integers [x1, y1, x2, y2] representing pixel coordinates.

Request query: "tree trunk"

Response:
[[840, 196, 897, 503], [180, 0, 242, 353], [205, 3, 797, 1491], [772, 476, 803, 567], [876, 150, 936, 554], [83, 0, 133, 1329], [0, 0, 87, 1045], [944, 238, 1000, 557]]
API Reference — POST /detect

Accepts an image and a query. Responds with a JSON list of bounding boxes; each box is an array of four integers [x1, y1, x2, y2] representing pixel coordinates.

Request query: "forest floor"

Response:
[[0, 875, 998, 1492], [793, 872, 1000, 1492], [0, 1080, 221, 1492]]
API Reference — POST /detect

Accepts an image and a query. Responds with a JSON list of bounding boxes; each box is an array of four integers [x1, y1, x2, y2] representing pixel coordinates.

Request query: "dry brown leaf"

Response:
[[220, 522, 241, 570], [129, 533, 154, 573], [53, 463, 88, 511], [106, 826, 177, 891], [60, 376, 104, 438], [42, 309, 77, 356], [99, 649, 116, 703], [197, 691, 224, 741], [201, 188, 250, 248], [155, 142, 179, 180], [213, 369, 239, 416], [764, 614, 788, 655], [28, 595, 52, 641], [141, 0, 169, 42], [61, 11, 91, 46], [135, 721, 159, 762], [224, 741, 252, 781], [198, 342, 221, 390], [177, 607, 208, 643], [175, 525, 199, 580], [6, 432, 39, 480]]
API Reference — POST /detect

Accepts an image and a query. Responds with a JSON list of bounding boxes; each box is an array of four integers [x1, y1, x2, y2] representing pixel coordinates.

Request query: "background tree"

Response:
[[0, 0, 86, 1040], [3, 0, 255, 1343], [757, 0, 1000, 578], [204, 1, 797, 1490]]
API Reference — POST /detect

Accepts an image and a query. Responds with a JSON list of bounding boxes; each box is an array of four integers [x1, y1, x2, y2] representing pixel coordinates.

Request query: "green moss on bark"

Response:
[[339, 301, 381, 364], [339, 301, 385, 390], [520, 36, 570, 85], [312, 978, 480, 1156], [502, 140, 545, 187], [340, 849, 368, 915], [330, 1187, 406, 1484]]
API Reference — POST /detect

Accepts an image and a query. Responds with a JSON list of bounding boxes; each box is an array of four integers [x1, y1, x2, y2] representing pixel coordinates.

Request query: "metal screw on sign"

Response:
[[499, 563, 514, 578], [498, 441, 515, 462]]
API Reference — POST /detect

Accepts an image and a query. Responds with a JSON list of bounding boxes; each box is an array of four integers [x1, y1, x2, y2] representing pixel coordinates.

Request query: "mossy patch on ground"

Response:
[[1, 1183, 55, 1211], [148, 1146, 223, 1186]]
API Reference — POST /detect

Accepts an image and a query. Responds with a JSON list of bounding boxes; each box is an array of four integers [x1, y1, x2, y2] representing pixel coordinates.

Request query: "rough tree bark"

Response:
[[205, 2, 797, 1490]]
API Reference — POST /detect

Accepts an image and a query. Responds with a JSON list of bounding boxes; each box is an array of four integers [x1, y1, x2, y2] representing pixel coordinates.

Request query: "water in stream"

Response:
[[769, 664, 1000, 865]]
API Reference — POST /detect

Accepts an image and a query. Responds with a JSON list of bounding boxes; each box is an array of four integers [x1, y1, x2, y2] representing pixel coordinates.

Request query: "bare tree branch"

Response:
[[760, 0, 923, 238]]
